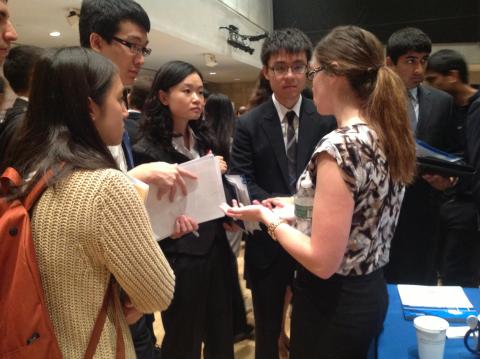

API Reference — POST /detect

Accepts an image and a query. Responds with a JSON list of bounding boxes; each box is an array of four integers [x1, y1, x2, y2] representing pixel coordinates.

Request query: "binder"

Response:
[[398, 284, 478, 323], [403, 306, 478, 322], [416, 140, 475, 178]]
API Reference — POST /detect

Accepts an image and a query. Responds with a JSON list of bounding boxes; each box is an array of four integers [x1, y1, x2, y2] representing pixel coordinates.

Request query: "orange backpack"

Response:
[[0, 167, 125, 359]]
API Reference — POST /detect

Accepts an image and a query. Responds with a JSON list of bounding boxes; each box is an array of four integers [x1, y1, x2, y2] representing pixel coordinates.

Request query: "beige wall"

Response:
[[206, 81, 256, 111]]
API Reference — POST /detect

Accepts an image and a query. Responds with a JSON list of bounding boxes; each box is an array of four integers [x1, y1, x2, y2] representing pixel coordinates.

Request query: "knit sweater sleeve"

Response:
[[91, 170, 175, 312]]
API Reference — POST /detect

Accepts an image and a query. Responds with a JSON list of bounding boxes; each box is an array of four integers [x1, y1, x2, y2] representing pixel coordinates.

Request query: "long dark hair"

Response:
[[139, 60, 212, 152], [2, 47, 118, 196], [204, 93, 234, 163]]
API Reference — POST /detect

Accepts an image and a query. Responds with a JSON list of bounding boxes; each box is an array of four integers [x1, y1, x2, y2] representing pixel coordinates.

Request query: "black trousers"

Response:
[[160, 236, 234, 359], [439, 196, 480, 287], [290, 268, 388, 359], [245, 248, 295, 359], [129, 314, 156, 359], [231, 251, 249, 336]]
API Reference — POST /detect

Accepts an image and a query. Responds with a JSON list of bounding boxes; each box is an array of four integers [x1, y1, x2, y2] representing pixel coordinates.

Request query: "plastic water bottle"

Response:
[[294, 178, 314, 234]]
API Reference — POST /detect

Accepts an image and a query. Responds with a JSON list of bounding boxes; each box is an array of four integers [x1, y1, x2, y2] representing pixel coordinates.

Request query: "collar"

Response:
[[272, 94, 302, 122], [172, 127, 200, 160], [18, 96, 29, 102], [128, 109, 141, 114]]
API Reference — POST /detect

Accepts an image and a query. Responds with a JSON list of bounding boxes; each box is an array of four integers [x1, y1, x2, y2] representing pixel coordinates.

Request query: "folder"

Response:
[[398, 284, 478, 323], [416, 140, 475, 178], [403, 306, 478, 322]]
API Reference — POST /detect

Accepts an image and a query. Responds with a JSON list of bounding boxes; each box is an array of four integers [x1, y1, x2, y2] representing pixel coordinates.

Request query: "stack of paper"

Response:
[[397, 285, 477, 322], [145, 155, 226, 241]]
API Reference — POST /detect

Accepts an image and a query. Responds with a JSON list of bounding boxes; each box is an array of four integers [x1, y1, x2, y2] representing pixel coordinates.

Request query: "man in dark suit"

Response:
[[0, 45, 44, 159], [384, 27, 455, 285], [230, 28, 335, 359]]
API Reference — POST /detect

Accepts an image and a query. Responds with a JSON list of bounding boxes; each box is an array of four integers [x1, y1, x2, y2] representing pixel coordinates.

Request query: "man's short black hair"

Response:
[[4, 45, 44, 94], [129, 76, 152, 110], [386, 27, 432, 64], [427, 49, 469, 84], [79, 0, 150, 48], [260, 28, 312, 66]]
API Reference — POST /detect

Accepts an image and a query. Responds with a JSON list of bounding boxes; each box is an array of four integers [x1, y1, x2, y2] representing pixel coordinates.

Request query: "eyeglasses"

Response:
[[306, 66, 324, 81], [112, 36, 152, 57], [269, 63, 307, 77]]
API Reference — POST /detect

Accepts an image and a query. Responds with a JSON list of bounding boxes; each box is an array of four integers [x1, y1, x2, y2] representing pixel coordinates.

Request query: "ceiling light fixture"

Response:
[[49, 31, 61, 37]]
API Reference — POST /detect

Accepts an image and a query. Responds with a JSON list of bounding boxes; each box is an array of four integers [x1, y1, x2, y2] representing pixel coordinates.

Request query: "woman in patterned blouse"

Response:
[[223, 26, 416, 358]]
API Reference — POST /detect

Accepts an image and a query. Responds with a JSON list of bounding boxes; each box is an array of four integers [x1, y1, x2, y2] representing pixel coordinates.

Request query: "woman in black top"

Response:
[[132, 61, 233, 359]]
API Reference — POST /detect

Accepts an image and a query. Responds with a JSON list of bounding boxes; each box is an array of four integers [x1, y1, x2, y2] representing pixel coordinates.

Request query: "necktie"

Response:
[[407, 92, 417, 132], [285, 111, 297, 192]]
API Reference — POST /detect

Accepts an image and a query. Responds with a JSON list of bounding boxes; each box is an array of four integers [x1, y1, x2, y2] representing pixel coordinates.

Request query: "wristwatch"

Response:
[[267, 218, 286, 241]]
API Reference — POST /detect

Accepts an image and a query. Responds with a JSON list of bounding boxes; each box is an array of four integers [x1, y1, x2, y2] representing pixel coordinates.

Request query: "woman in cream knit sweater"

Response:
[[1, 47, 176, 358]]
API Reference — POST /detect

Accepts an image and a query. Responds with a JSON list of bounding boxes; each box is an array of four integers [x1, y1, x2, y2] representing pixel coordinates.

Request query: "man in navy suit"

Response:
[[230, 28, 335, 359], [384, 27, 455, 285]]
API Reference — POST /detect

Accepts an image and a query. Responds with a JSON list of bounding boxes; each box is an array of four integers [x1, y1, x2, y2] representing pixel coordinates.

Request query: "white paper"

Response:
[[397, 285, 473, 309], [446, 326, 470, 339], [145, 154, 226, 241]]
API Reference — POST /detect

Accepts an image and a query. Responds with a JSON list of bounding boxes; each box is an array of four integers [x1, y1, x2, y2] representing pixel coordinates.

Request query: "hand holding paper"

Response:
[[171, 215, 199, 239], [128, 161, 197, 201], [145, 155, 226, 241]]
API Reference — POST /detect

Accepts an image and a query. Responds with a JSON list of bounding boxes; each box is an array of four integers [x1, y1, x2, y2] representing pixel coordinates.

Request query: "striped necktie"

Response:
[[285, 111, 297, 192], [408, 91, 417, 131]]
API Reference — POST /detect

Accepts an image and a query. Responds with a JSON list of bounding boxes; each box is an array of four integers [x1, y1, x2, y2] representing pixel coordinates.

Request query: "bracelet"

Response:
[[267, 218, 286, 241]]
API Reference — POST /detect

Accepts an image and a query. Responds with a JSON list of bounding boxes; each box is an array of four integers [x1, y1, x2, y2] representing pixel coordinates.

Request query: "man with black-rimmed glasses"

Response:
[[230, 27, 335, 359]]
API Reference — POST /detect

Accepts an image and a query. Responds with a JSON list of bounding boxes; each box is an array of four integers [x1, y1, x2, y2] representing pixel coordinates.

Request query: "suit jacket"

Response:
[[0, 97, 28, 162], [126, 110, 141, 144], [132, 130, 227, 256], [415, 85, 454, 151], [230, 97, 336, 269], [385, 85, 454, 284]]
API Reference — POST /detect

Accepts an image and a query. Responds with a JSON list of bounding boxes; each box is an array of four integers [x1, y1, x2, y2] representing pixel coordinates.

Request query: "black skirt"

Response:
[[290, 267, 388, 359]]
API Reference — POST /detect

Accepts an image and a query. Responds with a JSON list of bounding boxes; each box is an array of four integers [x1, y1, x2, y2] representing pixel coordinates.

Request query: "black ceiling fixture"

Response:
[[219, 25, 268, 55]]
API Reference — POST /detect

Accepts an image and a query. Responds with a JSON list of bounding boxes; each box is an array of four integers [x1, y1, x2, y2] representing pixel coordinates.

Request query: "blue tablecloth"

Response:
[[377, 285, 480, 358]]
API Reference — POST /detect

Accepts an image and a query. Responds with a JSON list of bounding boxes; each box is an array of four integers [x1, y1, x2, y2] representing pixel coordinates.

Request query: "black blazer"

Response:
[[230, 97, 336, 269], [385, 85, 454, 284], [416, 85, 454, 151], [132, 131, 226, 256]]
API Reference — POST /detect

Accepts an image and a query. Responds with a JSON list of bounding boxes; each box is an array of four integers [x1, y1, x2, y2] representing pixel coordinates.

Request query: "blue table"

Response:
[[377, 285, 480, 358]]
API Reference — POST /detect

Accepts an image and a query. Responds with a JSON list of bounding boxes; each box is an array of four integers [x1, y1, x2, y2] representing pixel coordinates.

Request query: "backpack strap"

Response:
[[1, 167, 23, 194], [23, 170, 54, 211], [84, 277, 125, 359]]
